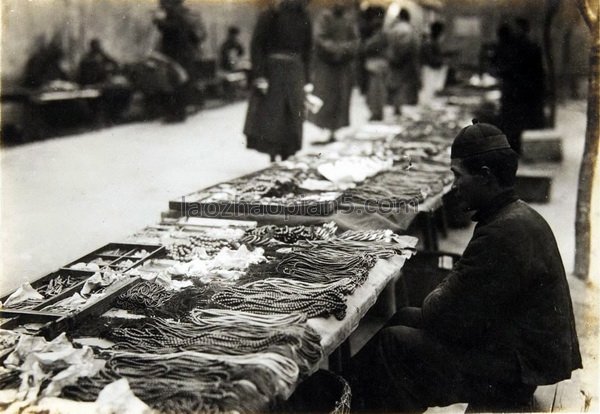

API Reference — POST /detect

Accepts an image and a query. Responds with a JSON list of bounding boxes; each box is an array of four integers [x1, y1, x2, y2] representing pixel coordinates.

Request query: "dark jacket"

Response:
[[243, 4, 312, 158], [423, 194, 582, 385], [155, 5, 206, 74]]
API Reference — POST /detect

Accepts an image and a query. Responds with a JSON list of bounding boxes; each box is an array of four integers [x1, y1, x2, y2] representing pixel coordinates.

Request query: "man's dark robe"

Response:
[[349, 192, 582, 412]]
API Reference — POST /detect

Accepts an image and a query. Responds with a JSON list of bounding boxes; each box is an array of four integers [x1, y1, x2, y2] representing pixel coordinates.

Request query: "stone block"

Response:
[[515, 168, 553, 203], [521, 129, 563, 163]]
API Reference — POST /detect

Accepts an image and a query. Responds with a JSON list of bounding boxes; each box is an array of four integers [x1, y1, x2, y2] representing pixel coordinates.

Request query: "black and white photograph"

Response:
[[0, 0, 598, 412]]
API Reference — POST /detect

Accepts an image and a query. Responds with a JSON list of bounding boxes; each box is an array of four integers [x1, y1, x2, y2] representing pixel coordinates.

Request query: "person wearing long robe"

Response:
[[243, 0, 313, 162], [153, 0, 206, 122], [385, 8, 420, 115], [496, 18, 546, 154], [362, 9, 388, 121], [309, 1, 359, 143]]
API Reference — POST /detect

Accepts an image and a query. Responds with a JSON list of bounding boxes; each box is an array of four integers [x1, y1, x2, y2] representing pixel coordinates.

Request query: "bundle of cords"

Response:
[[104, 309, 322, 374], [344, 184, 423, 205], [114, 281, 209, 319], [293, 238, 410, 260], [210, 278, 349, 320], [275, 251, 376, 290], [244, 237, 410, 288], [240, 222, 337, 246], [62, 350, 299, 414]]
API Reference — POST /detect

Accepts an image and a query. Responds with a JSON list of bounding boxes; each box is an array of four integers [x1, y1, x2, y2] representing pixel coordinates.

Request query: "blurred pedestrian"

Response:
[[220, 26, 245, 72], [310, 0, 359, 143], [362, 8, 388, 121], [492, 18, 545, 153], [153, 0, 206, 77], [385, 8, 420, 115], [419, 21, 447, 105], [243, 0, 313, 162], [153, 0, 206, 121], [496, 18, 545, 154]]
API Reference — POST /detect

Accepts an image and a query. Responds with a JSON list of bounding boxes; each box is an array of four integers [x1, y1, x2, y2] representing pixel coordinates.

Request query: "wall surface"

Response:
[[1, 0, 261, 83], [1, 0, 592, 89]]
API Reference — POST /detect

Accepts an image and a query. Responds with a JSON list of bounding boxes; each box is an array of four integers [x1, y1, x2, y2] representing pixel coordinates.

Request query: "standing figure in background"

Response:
[[419, 21, 447, 105], [220, 26, 245, 72], [362, 7, 388, 121], [243, 0, 313, 162], [385, 8, 420, 115], [495, 18, 545, 154], [77, 39, 119, 86], [357, 5, 385, 94], [154, 0, 206, 77], [153, 0, 206, 121], [310, 0, 360, 144]]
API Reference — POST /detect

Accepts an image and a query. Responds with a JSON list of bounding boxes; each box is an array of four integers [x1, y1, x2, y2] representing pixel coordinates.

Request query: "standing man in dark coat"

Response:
[[309, 0, 360, 144], [153, 0, 206, 121], [154, 0, 206, 77], [347, 121, 582, 413], [243, 0, 313, 162], [496, 18, 545, 154]]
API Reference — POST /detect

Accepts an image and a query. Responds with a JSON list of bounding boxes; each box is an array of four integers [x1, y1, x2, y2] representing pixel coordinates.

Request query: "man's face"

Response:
[[450, 159, 487, 211]]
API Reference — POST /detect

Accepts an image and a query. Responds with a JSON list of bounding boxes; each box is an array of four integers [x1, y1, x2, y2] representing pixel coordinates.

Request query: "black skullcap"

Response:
[[450, 119, 511, 159]]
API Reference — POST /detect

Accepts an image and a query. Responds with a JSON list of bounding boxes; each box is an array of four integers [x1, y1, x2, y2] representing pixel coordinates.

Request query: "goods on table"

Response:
[[172, 168, 343, 217], [3, 100, 480, 413]]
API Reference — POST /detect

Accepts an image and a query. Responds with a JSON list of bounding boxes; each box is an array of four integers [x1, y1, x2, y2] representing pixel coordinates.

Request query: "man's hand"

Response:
[[254, 77, 269, 95]]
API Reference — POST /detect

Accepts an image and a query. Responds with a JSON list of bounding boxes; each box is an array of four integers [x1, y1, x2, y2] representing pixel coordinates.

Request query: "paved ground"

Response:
[[1, 92, 597, 411]]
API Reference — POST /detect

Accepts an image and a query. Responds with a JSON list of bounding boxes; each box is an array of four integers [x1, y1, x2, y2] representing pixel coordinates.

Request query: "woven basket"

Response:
[[283, 369, 352, 414]]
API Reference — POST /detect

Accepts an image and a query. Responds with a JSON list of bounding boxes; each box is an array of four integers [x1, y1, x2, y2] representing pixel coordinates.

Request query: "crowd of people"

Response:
[[243, 0, 456, 161], [243, 0, 547, 161], [19, 0, 248, 125], [17, 0, 546, 147]]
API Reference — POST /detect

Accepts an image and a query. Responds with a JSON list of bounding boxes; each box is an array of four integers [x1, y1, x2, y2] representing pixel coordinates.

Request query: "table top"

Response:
[[308, 255, 406, 358]]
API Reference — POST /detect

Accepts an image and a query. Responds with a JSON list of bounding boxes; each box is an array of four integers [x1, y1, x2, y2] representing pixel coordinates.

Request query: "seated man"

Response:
[[347, 121, 582, 412], [77, 39, 118, 85]]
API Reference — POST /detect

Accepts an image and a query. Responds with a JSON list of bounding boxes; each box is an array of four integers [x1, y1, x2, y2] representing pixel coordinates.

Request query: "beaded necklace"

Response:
[[211, 278, 349, 320]]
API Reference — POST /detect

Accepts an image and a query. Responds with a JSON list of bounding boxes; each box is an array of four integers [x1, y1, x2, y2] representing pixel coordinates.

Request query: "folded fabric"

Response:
[[3, 283, 43, 307], [95, 378, 153, 414], [5, 333, 105, 402]]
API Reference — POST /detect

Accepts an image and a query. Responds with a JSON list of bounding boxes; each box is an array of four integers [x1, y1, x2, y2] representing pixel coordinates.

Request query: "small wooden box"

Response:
[[521, 129, 563, 163]]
